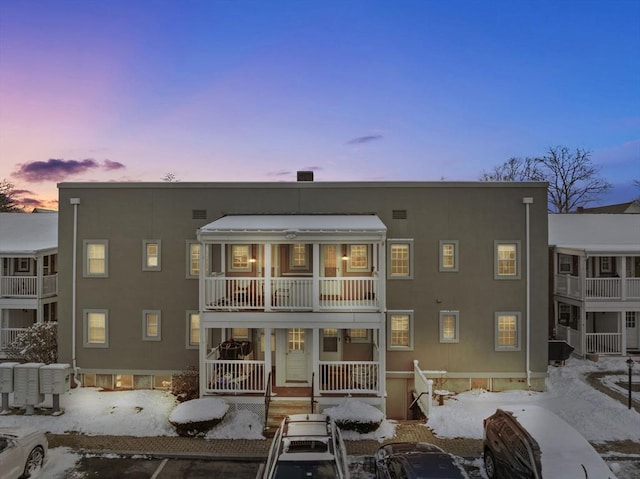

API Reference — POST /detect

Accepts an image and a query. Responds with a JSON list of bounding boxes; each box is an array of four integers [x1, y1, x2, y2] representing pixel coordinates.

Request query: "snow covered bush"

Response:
[[324, 398, 384, 433], [171, 366, 199, 402], [6, 321, 57, 363], [169, 397, 229, 437]]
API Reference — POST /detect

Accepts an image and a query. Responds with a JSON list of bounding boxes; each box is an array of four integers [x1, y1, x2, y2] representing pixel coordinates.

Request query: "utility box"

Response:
[[0, 362, 20, 393], [0, 362, 20, 413], [13, 363, 45, 413], [39, 363, 71, 394]]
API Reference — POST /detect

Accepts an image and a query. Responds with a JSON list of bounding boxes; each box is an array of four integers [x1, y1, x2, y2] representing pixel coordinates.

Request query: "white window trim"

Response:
[[228, 244, 252, 272], [347, 329, 371, 343], [142, 310, 162, 341], [186, 241, 200, 279], [387, 310, 414, 351], [439, 240, 459, 272], [83, 240, 109, 278], [83, 309, 109, 348], [387, 239, 414, 279], [143, 240, 162, 271], [346, 244, 370, 273], [495, 312, 521, 351], [289, 243, 310, 270], [494, 240, 521, 280], [186, 311, 200, 349], [439, 310, 460, 343], [558, 254, 572, 274]]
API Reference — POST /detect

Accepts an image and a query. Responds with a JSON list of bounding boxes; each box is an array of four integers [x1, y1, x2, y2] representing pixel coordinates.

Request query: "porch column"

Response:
[[378, 323, 386, 405], [312, 328, 320, 394], [378, 241, 386, 312], [621, 311, 628, 356], [36, 255, 43, 323], [312, 244, 320, 311], [264, 243, 272, 311], [620, 257, 627, 300], [579, 256, 587, 300], [264, 327, 272, 391], [580, 306, 587, 356], [199, 324, 206, 397]]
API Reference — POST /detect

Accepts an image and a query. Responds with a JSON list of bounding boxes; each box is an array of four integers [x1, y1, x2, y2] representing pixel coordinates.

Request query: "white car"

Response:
[[259, 413, 350, 479], [0, 427, 47, 479]]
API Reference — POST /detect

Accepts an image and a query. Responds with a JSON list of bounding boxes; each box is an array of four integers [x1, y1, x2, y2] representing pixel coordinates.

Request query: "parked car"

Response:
[[483, 406, 617, 479], [258, 413, 350, 479], [0, 427, 47, 479], [375, 442, 469, 479]]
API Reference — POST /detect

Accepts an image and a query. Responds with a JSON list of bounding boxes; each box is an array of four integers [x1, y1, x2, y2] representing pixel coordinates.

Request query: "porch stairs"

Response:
[[264, 400, 313, 437]]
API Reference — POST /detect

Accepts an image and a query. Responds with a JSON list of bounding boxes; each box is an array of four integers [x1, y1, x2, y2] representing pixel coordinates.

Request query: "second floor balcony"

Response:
[[555, 274, 640, 301], [0, 274, 58, 299]]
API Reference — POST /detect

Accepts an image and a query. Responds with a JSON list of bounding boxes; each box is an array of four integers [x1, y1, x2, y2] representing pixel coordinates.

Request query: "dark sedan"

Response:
[[375, 442, 469, 479]]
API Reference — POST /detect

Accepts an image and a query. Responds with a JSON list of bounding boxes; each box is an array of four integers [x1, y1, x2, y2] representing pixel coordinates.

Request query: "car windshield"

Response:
[[272, 460, 340, 478]]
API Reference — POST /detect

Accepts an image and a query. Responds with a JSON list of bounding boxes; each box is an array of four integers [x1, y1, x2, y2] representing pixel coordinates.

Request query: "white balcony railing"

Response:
[[0, 274, 58, 298], [203, 275, 379, 311], [556, 275, 639, 300], [318, 361, 379, 394], [585, 278, 620, 299], [586, 333, 622, 355], [203, 358, 266, 394], [0, 328, 26, 351]]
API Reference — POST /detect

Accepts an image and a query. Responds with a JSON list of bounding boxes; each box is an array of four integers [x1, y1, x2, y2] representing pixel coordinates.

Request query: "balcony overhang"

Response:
[[554, 244, 640, 257], [197, 214, 387, 243]]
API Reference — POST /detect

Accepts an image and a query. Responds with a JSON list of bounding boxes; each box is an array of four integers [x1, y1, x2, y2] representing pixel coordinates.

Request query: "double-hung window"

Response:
[[84, 240, 108, 277], [388, 240, 413, 278], [495, 312, 520, 350], [229, 244, 251, 271], [84, 309, 108, 347], [186, 242, 200, 278], [347, 244, 369, 272], [186, 311, 200, 349], [143, 240, 161, 271], [290, 243, 309, 269], [495, 241, 520, 279], [387, 311, 413, 350], [142, 310, 161, 341], [439, 240, 459, 272], [439, 311, 459, 343]]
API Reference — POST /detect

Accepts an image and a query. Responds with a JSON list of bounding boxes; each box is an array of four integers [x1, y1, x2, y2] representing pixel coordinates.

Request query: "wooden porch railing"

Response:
[[203, 358, 266, 394], [412, 360, 434, 417], [586, 332, 622, 355], [0, 274, 58, 298], [0, 328, 26, 351], [203, 275, 379, 311], [555, 275, 640, 300], [318, 361, 379, 393]]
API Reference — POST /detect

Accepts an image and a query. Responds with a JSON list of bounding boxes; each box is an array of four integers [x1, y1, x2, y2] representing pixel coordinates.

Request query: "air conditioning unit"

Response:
[[13, 362, 45, 414]]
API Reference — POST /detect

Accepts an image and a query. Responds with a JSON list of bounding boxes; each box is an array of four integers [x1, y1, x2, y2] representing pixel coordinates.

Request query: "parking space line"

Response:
[[150, 458, 169, 479]]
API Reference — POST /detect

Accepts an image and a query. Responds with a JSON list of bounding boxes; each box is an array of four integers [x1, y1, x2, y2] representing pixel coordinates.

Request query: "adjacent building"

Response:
[[56, 179, 549, 419], [0, 212, 58, 357]]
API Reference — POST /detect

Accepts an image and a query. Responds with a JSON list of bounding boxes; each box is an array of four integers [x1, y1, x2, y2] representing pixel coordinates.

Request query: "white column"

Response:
[[264, 327, 272, 391], [312, 244, 320, 311], [264, 243, 272, 311], [312, 328, 320, 395], [620, 256, 627, 300], [620, 311, 627, 356]]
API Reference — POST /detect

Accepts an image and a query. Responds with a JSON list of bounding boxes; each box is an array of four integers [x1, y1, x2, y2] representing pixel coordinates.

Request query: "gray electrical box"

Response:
[[39, 363, 71, 394], [0, 362, 20, 393], [13, 362, 45, 408]]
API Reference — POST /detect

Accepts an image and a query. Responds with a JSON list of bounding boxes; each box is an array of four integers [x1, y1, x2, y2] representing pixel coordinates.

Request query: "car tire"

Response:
[[22, 446, 45, 478], [484, 448, 497, 479]]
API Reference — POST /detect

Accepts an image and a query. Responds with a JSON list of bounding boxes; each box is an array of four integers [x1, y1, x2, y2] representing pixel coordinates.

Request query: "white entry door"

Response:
[[285, 328, 310, 383], [626, 312, 638, 349], [320, 328, 342, 361]]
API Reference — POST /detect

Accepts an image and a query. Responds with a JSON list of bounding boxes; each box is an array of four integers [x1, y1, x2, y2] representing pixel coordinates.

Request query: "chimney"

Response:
[[297, 171, 314, 182]]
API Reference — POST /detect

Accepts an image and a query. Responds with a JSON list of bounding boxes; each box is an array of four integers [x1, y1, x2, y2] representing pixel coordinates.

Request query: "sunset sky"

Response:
[[1, 0, 638, 210]]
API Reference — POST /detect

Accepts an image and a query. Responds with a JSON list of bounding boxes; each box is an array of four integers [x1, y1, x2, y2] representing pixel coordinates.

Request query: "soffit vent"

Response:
[[392, 209, 407, 220], [192, 209, 207, 220]]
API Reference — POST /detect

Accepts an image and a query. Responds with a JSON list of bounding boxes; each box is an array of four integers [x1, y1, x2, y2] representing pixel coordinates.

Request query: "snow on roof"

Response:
[[0, 213, 58, 255], [548, 214, 640, 254]]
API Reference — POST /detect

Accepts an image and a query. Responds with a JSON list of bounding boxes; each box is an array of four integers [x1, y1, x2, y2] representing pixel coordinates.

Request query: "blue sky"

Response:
[[1, 0, 638, 209]]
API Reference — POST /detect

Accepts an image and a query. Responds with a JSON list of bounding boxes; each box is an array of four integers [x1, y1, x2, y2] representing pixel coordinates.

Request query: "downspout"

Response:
[[70, 198, 81, 387], [523, 197, 533, 387]]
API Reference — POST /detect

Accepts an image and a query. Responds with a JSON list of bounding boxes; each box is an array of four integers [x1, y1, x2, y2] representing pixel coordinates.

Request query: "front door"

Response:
[[284, 328, 310, 383], [626, 312, 638, 350]]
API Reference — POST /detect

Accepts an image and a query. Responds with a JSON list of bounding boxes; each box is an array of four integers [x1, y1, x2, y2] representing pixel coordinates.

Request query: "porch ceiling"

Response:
[[197, 214, 387, 242]]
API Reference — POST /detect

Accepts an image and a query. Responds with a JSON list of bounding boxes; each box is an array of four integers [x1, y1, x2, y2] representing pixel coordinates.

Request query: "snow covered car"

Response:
[[375, 442, 469, 478], [258, 413, 350, 479], [483, 406, 617, 479], [0, 427, 47, 479]]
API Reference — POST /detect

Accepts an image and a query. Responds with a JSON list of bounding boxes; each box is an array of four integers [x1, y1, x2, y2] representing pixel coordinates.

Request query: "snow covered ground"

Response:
[[1, 356, 638, 478]]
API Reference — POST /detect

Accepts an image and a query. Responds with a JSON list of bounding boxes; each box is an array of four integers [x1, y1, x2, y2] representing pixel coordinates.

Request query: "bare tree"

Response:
[[480, 146, 612, 212], [0, 179, 22, 212], [162, 172, 179, 182]]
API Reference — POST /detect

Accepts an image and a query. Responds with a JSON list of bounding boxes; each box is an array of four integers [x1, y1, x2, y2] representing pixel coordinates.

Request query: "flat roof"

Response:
[[0, 213, 58, 255], [549, 213, 640, 255]]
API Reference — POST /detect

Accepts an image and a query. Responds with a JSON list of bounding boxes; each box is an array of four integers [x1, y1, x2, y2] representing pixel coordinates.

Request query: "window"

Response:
[[229, 244, 251, 271], [348, 329, 371, 343], [439, 311, 459, 343], [84, 309, 108, 347], [387, 311, 413, 350], [495, 312, 521, 351], [626, 312, 637, 329], [558, 254, 573, 274], [388, 240, 413, 278], [143, 240, 161, 271], [290, 243, 309, 269], [142, 310, 161, 341], [186, 312, 200, 348], [186, 242, 200, 278], [495, 241, 520, 279], [16, 258, 30, 272], [347, 244, 369, 272], [84, 240, 108, 277], [439, 240, 459, 272], [231, 328, 249, 339], [599, 257, 612, 273]]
